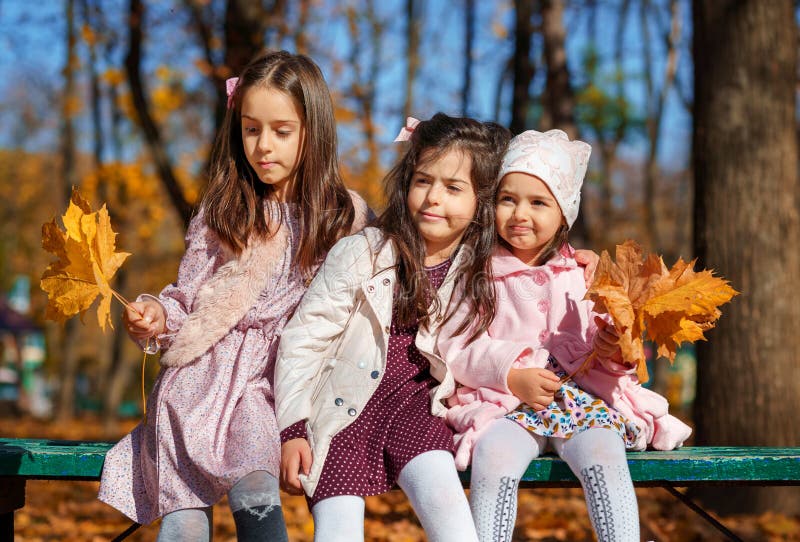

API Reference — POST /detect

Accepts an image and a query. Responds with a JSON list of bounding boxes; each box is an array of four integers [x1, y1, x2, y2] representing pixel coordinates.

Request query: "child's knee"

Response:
[[472, 421, 537, 473], [228, 470, 282, 514]]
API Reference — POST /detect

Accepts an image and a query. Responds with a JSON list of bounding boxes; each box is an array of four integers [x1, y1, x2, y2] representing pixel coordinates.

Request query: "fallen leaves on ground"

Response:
[[4, 416, 798, 541], [40, 188, 130, 331], [585, 240, 738, 382]]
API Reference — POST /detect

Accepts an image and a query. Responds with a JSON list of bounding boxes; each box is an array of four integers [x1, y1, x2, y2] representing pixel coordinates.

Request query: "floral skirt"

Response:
[[505, 358, 640, 448]]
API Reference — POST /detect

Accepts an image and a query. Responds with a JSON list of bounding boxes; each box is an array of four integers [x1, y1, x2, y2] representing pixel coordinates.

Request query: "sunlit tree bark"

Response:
[[693, 0, 800, 513]]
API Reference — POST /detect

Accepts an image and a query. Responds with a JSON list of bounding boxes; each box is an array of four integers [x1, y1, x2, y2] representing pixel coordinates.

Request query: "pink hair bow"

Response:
[[394, 116, 420, 142], [226, 77, 239, 109]]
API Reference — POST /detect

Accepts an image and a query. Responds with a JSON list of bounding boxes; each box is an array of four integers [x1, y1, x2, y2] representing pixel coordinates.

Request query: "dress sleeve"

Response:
[[149, 212, 224, 352], [438, 288, 547, 394]]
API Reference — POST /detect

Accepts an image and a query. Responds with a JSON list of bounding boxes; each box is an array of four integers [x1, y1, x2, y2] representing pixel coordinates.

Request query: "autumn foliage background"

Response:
[[1, 0, 799, 540]]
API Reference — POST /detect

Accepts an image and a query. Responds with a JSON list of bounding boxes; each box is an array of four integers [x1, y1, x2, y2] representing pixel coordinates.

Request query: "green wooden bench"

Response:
[[2, 438, 799, 541]]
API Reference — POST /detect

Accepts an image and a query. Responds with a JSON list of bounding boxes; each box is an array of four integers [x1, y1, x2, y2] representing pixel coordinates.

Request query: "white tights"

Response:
[[311, 450, 479, 542], [469, 418, 639, 542]]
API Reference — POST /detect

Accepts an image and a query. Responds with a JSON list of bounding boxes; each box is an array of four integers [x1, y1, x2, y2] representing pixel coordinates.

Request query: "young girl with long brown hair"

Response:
[[98, 50, 369, 541], [275, 113, 509, 541]]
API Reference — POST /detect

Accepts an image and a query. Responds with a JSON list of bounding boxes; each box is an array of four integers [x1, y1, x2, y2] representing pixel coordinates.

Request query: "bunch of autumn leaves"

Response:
[[584, 241, 738, 382], [39, 190, 738, 382]]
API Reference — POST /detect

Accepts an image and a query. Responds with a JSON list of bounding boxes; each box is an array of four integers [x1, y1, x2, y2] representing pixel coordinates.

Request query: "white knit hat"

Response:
[[498, 129, 591, 228]]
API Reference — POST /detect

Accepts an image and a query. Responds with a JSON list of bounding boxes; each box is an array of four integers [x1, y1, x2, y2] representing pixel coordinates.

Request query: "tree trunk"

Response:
[[510, 0, 535, 134], [125, 0, 193, 227], [402, 0, 420, 122], [220, 0, 272, 134], [461, 0, 475, 117], [538, 0, 584, 244], [347, 2, 384, 204], [692, 0, 800, 513], [104, 55, 138, 432], [539, 0, 576, 139], [56, 0, 80, 422]]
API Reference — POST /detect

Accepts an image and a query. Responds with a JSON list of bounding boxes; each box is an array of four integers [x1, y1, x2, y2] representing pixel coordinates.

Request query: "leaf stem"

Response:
[[560, 351, 598, 383], [111, 289, 132, 309], [141, 341, 148, 417]]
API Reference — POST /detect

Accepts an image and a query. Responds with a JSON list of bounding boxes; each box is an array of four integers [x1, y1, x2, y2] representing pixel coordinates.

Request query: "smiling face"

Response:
[[406, 148, 477, 265], [495, 172, 565, 265], [240, 86, 305, 202]]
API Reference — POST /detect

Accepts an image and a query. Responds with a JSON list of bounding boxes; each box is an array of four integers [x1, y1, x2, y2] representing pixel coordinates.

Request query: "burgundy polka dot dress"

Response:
[[282, 260, 456, 507]]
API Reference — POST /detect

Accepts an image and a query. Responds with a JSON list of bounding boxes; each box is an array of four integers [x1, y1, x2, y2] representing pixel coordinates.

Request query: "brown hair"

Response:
[[202, 50, 354, 278], [375, 113, 510, 339]]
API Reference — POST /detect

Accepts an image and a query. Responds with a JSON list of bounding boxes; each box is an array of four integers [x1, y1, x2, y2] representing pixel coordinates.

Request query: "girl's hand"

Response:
[[507, 367, 561, 411], [574, 249, 600, 286], [123, 300, 166, 342], [280, 438, 312, 495], [593, 317, 623, 362]]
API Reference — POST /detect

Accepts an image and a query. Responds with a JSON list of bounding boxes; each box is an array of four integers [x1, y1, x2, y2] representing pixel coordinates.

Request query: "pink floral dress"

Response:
[[98, 203, 306, 524]]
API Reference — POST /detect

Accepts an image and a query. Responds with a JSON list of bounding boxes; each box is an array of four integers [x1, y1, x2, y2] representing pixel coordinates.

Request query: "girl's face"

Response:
[[495, 172, 564, 265], [241, 86, 305, 202], [407, 148, 477, 265]]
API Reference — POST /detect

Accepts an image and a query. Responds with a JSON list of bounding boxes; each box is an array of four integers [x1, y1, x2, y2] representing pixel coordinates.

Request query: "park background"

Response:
[[0, 0, 798, 540]]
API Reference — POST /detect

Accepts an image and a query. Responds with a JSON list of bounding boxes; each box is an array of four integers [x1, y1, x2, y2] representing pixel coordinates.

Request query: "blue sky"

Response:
[[0, 0, 693, 171]]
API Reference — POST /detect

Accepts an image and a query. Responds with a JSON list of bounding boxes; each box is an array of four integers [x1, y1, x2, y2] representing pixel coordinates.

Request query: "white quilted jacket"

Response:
[[274, 227, 464, 496]]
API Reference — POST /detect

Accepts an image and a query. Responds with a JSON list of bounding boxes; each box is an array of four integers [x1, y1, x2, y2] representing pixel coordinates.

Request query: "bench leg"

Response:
[[0, 479, 25, 542], [662, 486, 743, 542]]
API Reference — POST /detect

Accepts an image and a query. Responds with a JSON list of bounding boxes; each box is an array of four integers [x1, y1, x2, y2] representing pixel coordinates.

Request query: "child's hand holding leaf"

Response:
[[592, 317, 623, 363], [582, 240, 738, 383], [123, 300, 166, 342]]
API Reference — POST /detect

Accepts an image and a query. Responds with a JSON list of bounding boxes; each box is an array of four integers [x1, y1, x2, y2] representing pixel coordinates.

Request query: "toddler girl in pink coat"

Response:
[[437, 129, 691, 542]]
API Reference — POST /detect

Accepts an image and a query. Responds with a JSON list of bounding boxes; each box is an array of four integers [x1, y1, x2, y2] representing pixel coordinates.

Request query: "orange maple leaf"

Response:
[[584, 240, 738, 382], [40, 188, 131, 331]]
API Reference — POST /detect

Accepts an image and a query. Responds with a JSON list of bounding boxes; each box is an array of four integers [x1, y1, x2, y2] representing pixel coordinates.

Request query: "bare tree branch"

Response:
[[125, 0, 193, 227]]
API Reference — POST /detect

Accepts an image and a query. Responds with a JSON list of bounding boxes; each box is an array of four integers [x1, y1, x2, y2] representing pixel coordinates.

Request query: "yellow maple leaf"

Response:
[[40, 188, 130, 331], [584, 240, 738, 383]]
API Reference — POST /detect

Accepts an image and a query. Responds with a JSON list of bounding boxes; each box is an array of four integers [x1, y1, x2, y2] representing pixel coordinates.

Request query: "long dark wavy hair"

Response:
[[376, 113, 510, 340], [201, 50, 355, 278]]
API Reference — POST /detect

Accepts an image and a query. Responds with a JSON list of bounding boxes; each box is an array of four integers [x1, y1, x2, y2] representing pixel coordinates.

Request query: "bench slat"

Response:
[[0, 439, 113, 480], [506, 447, 800, 487], [2, 439, 799, 486]]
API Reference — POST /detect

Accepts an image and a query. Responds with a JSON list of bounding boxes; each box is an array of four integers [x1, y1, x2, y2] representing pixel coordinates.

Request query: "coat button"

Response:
[[335, 398, 344, 406], [382, 278, 390, 286], [370, 370, 380, 379], [367, 285, 375, 293], [357, 361, 367, 369], [347, 408, 357, 416]]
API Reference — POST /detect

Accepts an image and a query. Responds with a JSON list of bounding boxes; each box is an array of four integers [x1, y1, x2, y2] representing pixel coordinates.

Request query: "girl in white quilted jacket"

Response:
[[274, 113, 511, 542]]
